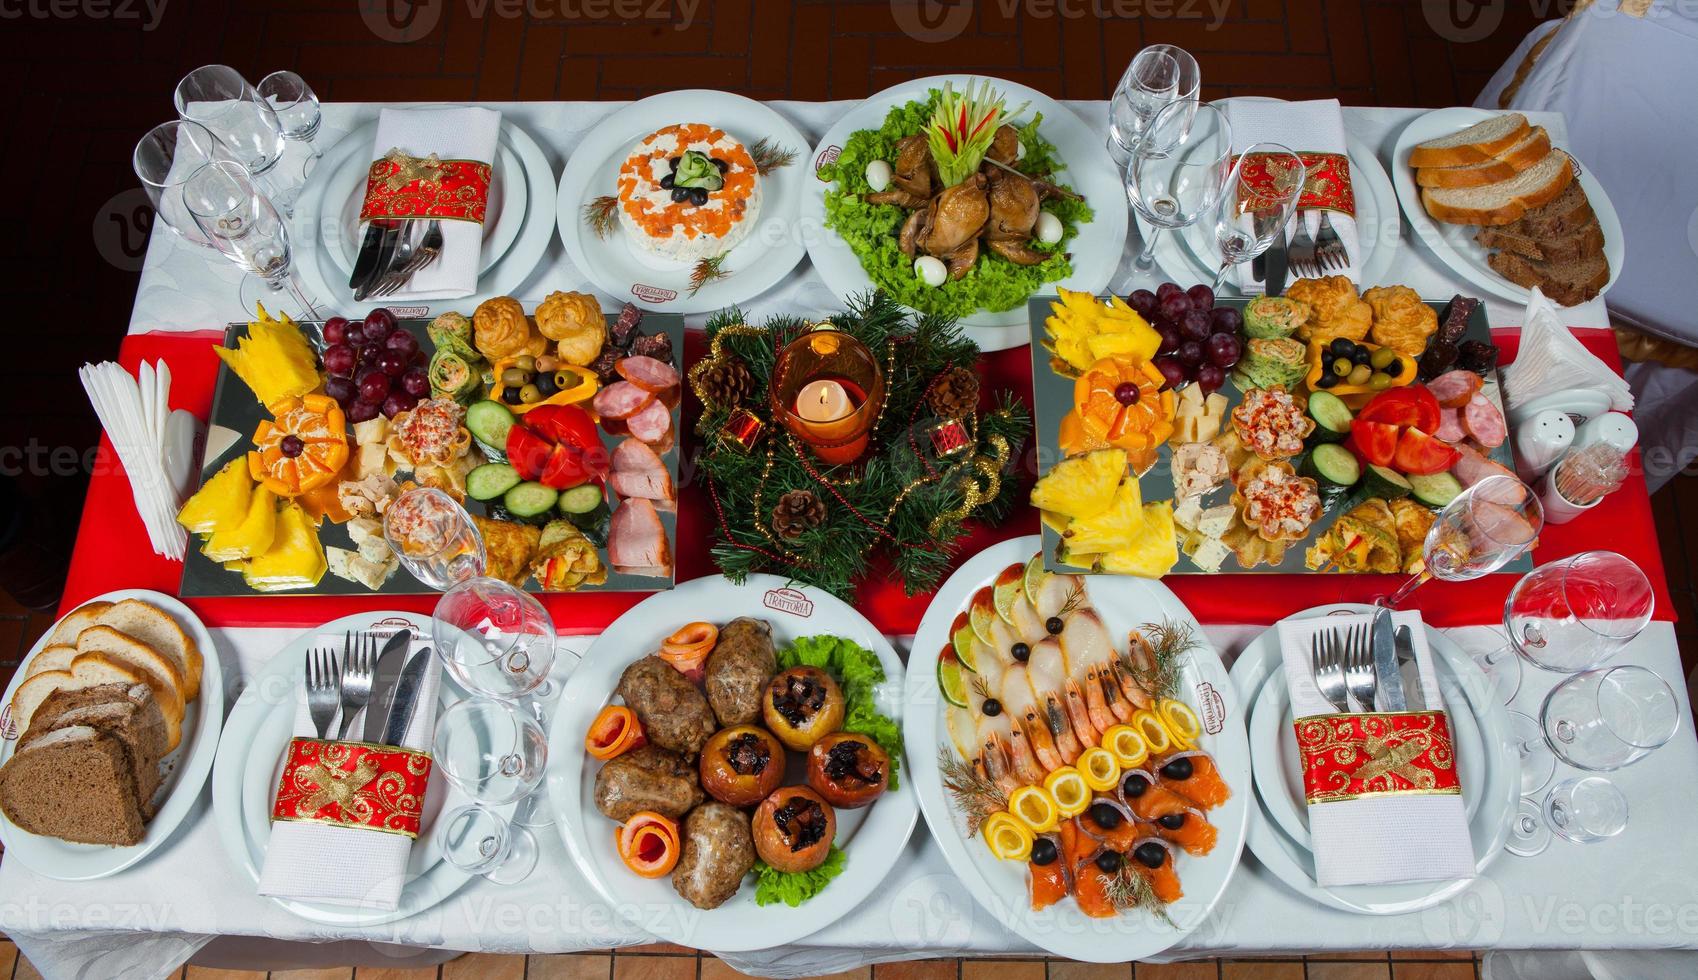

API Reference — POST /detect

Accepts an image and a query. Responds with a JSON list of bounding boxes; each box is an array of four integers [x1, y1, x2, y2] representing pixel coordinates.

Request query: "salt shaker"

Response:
[[1515, 410, 1575, 483], [1574, 411, 1638, 456]]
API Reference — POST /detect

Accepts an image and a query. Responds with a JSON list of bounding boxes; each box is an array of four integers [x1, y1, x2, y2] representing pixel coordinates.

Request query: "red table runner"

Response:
[[61, 326, 1673, 632]]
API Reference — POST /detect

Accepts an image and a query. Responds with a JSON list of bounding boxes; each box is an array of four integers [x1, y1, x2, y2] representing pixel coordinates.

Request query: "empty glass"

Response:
[[257, 71, 323, 151], [1381, 475, 1544, 607], [1513, 664, 1679, 795], [1545, 776, 1629, 844], [1127, 100, 1232, 270], [174, 65, 291, 210], [133, 120, 243, 249], [1107, 45, 1197, 166], [438, 802, 536, 885], [182, 159, 320, 318], [434, 698, 548, 805], [431, 576, 557, 702], [1210, 142, 1304, 290]]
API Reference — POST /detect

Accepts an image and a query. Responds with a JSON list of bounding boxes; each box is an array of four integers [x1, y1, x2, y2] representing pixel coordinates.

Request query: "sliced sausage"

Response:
[[626, 398, 673, 446], [609, 498, 673, 577], [616, 355, 681, 394], [1434, 407, 1467, 444], [1462, 393, 1507, 448], [593, 381, 654, 421], [1452, 444, 1517, 488], [1426, 370, 1484, 408]]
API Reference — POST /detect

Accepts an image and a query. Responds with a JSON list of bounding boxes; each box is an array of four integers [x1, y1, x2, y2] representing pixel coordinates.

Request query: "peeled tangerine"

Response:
[[248, 394, 349, 497], [177, 457, 254, 534], [1061, 356, 1175, 473], [243, 501, 327, 592]]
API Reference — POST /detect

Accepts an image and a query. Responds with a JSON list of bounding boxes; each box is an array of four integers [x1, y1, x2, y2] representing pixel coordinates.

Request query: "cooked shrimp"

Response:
[[1002, 662, 1065, 772], [1061, 609, 1126, 731], [1024, 638, 1082, 765], [1111, 629, 1160, 710]]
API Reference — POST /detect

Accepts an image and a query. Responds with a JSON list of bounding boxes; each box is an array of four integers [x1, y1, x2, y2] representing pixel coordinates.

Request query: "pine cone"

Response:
[[926, 366, 980, 419], [697, 357, 755, 408], [772, 489, 826, 539]]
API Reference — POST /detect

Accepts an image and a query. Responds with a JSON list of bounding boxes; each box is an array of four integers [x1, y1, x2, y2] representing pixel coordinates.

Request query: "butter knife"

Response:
[[1395, 625, 1425, 711], [362, 628, 413, 743], [1265, 224, 1290, 297], [1371, 607, 1407, 711], [380, 648, 431, 746]]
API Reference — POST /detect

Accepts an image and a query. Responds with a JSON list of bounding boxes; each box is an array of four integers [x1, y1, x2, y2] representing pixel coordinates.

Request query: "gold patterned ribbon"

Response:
[[360, 148, 491, 223], [272, 737, 432, 838], [1237, 150, 1354, 216], [1293, 710, 1459, 805]]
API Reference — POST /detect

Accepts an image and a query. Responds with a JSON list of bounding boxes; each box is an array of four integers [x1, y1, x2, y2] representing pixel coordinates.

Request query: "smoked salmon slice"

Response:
[[1155, 751, 1231, 810]]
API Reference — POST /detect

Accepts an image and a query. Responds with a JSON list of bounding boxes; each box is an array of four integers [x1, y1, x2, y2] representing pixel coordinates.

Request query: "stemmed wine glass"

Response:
[[257, 71, 324, 190], [1127, 100, 1233, 271], [433, 697, 549, 884], [1107, 45, 1197, 167], [182, 159, 322, 319], [1210, 142, 1305, 291], [174, 65, 293, 212], [133, 119, 245, 250], [1379, 474, 1544, 607]]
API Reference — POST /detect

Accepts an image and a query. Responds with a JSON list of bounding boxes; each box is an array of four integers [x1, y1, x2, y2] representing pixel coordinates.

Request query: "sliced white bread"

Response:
[[95, 600, 202, 702], [1421, 150, 1575, 227], [1408, 112, 1531, 169], [8, 656, 143, 735], [74, 627, 185, 749], [23, 644, 79, 680], [47, 601, 113, 647], [1416, 126, 1551, 188]]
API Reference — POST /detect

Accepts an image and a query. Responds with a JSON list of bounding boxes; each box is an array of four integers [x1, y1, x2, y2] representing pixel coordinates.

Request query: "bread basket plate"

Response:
[[545, 573, 917, 952], [1392, 107, 1623, 307], [904, 536, 1250, 963], [554, 90, 811, 315], [1229, 604, 1516, 915], [0, 589, 225, 881], [801, 75, 1129, 352]]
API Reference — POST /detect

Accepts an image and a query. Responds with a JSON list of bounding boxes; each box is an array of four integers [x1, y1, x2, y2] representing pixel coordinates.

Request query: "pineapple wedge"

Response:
[[243, 501, 327, 591], [1061, 479, 1145, 554], [1100, 500, 1180, 578], [203, 486, 278, 562], [215, 304, 319, 409], [1030, 448, 1126, 519], [177, 457, 254, 534]]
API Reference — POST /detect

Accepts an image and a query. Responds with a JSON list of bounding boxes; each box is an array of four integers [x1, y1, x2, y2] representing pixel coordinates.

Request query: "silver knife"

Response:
[[1395, 625, 1425, 711], [348, 219, 396, 294], [1371, 608, 1407, 711], [362, 628, 413, 743], [1265, 223, 1289, 297], [380, 648, 432, 746]]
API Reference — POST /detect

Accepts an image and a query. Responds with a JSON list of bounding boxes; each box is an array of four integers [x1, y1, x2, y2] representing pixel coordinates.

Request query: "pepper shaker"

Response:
[[1514, 410, 1575, 483]]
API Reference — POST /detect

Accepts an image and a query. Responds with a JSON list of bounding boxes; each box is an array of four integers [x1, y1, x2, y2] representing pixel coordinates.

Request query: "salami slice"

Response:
[[1427, 369, 1484, 408], [616, 355, 680, 394], [1434, 407, 1467, 444], [592, 380, 654, 421], [626, 397, 673, 446], [1462, 393, 1507, 448]]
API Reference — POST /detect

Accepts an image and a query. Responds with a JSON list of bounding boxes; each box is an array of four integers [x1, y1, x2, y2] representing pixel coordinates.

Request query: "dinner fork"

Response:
[[1287, 215, 1319, 279], [337, 631, 377, 740], [1342, 622, 1378, 711], [1315, 212, 1350, 272], [372, 219, 443, 298], [306, 647, 340, 740], [1309, 629, 1352, 713]]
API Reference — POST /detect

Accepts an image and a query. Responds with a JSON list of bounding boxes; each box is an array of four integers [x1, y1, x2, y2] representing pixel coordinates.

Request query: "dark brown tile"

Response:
[[965, 960, 1043, 980], [875, 961, 957, 980], [1307, 963, 1393, 980], [1048, 963, 1132, 980], [527, 954, 613, 980], [1135, 964, 1216, 980], [1390, 962, 1476, 980], [616, 953, 698, 980], [1223, 962, 1303, 980]]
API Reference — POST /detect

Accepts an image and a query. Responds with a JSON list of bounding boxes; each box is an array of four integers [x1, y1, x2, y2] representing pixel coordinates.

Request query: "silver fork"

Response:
[[1315, 212, 1350, 272], [1310, 629, 1352, 713], [1343, 622, 1378, 711], [1287, 214, 1319, 279], [372, 219, 443, 298], [336, 631, 377, 740], [306, 647, 340, 740]]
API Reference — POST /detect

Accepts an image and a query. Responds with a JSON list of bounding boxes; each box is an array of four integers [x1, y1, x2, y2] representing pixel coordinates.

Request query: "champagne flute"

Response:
[[182, 159, 321, 319], [1107, 46, 1195, 167], [1379, 474, 1543, 607], [1210, 143, 1305, 291], [1127, 100, 1232, 271], [257, 71, 324, 190], [133, 120, 244, 250]]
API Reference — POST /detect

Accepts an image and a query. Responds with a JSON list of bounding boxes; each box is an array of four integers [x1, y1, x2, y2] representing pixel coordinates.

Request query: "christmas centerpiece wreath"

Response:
[[691, 291, 1029, 599]]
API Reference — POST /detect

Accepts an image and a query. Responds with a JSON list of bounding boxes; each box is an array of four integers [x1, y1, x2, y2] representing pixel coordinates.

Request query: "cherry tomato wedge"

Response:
[[1393, 426, 1462, 476], [1348, 419, 1400, 468], [1356, 385, 1441, 434], [616, 811, 680, 878], [585, 705, 646, 760]]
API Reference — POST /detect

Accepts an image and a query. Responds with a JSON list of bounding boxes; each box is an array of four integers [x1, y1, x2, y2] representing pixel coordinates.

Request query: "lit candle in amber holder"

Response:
[[770, 324, 886, 465]]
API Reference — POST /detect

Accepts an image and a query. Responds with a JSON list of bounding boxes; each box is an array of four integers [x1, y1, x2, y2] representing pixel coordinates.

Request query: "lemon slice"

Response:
[[937, 648, 969, 708], [1021, 552, 1049, 610], [1008, 785, 1059, 834], [1078, 746, 1121, 792], [1101, 724, 1149, 769], [969, 586, 998, 646], [1043, 766, 1091, 818], [992, 564, 1024, 625], [1131, 709, 1173, 754], [1159, 699, 1202, 748], [982, 812, 1034, 862]]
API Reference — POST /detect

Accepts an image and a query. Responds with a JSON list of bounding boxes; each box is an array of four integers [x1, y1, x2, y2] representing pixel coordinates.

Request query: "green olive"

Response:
[[1369, 347, 1397, 370], [1332, 357, 1353, 376], [515, 354, 537, 373], [519, 383, 544, 404], [553, 370, 576, 390], [1369, 372, 1394, 390], [1347, 364, 1373, 386], [501, 367, 530, 387]]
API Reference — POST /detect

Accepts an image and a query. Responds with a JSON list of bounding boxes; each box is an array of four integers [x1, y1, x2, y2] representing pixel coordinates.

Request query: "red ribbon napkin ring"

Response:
[[360, 148, 491, 224], [1293, 710, 1460, 805], [272, 736, 433, 838], [1237, 150, 1354, 217]]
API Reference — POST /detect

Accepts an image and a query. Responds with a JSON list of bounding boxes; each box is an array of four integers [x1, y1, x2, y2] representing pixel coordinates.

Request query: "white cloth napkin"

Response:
[[365, 106, 502, 301], [1275, 612, 1475, 888], [1502, 286, 1635, 413], [1223, 98, 1361, 291], [257, 638, 441, 911]]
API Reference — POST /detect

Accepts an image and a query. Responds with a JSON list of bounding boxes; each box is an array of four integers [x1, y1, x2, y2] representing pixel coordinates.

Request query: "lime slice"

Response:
[[1021, 552, 1049, 610], [992, 564, 1024, 625], [937, 647, 969, 708], [950, 612, 979, 672], [968, 586, 997, 646]]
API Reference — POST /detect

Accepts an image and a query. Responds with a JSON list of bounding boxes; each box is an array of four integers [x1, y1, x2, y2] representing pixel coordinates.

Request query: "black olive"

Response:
[[1329, 337, 1353, 357], [501, 386, 522, 405], [1159, 757, 1194, 780], [1315, 373, 1339, 389], [1094, 850, 1123, 874], [1030, 837, 1058, 866], [713, 157, 729, 171], [659, 173, 674, 189], [1011, 642, 1030, 662], [982, 698, 1002, 717], [1133, 841, 1167, 869], [1089, 801, 1122, 830], [1122, 772, 1150, 798], [1157, 812, 1186, 830], [670, 187, 690, 204], [1045, 617, 1064, 635], [1352, 347, 1372, 366], [690, 187, 709, 206], [1385, 357, 1406, 379], [534, 372, 559, 397], [668, 156, 680, 169]]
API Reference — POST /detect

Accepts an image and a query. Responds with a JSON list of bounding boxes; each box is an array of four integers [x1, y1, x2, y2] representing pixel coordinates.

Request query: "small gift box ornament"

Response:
[[272, 737, 433, 838]]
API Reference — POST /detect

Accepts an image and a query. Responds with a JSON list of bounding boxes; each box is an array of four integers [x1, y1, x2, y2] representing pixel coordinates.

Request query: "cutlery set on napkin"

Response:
[[78, 360, 200, 561], [1226, 98, 1360, 295]]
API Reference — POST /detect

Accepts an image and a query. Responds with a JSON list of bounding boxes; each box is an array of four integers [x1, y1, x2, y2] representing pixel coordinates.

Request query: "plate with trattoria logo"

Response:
[[555, 90, 812, 314]]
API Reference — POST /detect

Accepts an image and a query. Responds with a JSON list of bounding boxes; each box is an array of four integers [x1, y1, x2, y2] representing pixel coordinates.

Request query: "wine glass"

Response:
[[438, 802, 536, 886], [133, 120, 244, 249], [431, 577, 557, 702], [432, 698, 548, 884], [1474, 551, 1654, 703], [182, 159, 321, 319], [1544, 776, 1629, 844], [173, 65, 291, 210], [1127, 100, 1232, 271], [1380, 474, 1544, 607], [1107, 46, 1196, 167], [384, 488, 488, 591], [1210, 143, 1305, 291], [1512, 664, 1679, 796], [257, 70, 324, 191]]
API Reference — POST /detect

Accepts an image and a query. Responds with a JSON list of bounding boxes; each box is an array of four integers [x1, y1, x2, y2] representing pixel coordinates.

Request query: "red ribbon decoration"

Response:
[[1237, 150, 1354, 217], [360, 154, 491, 223], [272, 737, 433, 838], [1293, 710, 1460, 805]]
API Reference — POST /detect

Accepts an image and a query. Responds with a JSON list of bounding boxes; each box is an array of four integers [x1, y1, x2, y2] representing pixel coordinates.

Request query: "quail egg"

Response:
[[1034, 211, 1063, 245], [865, 160, 893, 193], [914, 255, 948, 287]]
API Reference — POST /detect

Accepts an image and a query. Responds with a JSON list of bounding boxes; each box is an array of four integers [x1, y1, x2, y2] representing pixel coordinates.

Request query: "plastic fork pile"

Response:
[[78, 359, 187, 560]]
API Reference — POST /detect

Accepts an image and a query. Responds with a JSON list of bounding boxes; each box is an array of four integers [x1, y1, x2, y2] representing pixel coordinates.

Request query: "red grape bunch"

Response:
[[319, 308, 430, 423], [1126, 282, 1243, 396]]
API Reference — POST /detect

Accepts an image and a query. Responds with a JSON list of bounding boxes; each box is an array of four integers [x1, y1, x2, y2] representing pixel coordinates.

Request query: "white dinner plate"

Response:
[[289, 113, 558, 316], [905, 536, 1250, 963], [1392, 107, 1624, 307], [1156, 97, 1400, 291], [210, 610, 505, 926], [0, 590, 224, 880], [802, 75, 1130, 351], [555, 91, 811, 314], [545, 573, 917, 953], [1231, 604, 1519, 915]]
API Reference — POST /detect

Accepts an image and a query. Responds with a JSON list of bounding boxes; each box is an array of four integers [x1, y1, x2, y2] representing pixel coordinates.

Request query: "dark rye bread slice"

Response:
[[1487, 251, 1610, 307], [0, 726, 148, 845], [1475, 215, 1605, 265], [1512, 181, 1595, 239], [21, 683, 168, 805]]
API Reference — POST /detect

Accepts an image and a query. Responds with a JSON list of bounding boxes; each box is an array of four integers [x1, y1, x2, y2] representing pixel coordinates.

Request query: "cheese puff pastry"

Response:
[[1364, 285, 1439, 357], [473, 296, 536, 360], [535, 290, 607, 366], [1287, 275, 1372, 345]]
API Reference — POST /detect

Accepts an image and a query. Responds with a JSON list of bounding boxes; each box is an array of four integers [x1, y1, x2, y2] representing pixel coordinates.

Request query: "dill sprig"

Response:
[[1129, 618, 1199, 702], [1104, 864, 1177, 927], [582, 195, 618, 239], [750, 138, 797, 176], [938, 747, 1005, 837], [689, 253, 731, 295]]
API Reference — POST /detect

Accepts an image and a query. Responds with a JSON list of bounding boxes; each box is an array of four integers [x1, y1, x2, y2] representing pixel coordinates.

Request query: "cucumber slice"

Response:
[[1363, 465, 1413, 500], [1409, 471, 1463, 508], [557, 483, 604, 515], [465, 463, 521, 502], [1302, 444, 1361, 488], [502, 480, 559, 519], [466, 400, 516, 454], [1306, 389, 1353, 444]]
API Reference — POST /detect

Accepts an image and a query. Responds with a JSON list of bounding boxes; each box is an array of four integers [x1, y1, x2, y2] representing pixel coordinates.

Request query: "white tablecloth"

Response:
[[4, 100, 1684, 980]]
